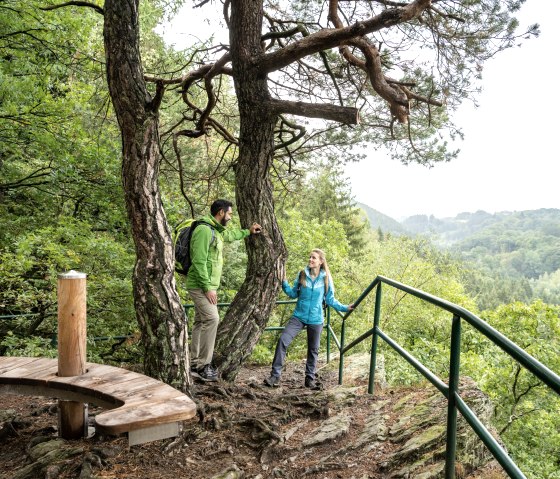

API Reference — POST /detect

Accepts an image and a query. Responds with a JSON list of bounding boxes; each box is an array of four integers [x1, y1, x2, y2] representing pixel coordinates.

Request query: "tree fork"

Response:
[[214, 0, 287, 380]]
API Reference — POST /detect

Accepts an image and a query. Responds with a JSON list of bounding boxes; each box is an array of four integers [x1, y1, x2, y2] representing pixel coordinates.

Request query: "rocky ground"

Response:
[[0, 355, 508, 479]]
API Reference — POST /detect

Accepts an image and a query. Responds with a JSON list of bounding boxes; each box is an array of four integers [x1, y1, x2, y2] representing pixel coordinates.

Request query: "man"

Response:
[[186, 199, 262, 381]]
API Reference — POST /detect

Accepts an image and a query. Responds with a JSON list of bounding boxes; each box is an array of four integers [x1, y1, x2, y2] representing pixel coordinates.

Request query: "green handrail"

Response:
[[338, 275, 560, 479], [183, 299, 344, 363]]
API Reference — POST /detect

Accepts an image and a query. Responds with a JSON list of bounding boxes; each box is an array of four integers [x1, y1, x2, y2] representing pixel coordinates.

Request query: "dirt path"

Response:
[[0, 359, 506, 479]]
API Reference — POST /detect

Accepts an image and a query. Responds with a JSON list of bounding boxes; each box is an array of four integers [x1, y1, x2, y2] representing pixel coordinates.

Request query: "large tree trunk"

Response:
[[103, 0, 189, 389], [214, 0, 287, 380]]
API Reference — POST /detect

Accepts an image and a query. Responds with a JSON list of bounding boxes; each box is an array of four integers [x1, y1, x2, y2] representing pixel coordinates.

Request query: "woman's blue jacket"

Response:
[[282, 267, 349, 325]]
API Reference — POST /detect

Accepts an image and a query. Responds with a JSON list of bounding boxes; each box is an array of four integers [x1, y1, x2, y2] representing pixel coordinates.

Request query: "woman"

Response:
[[264, 249, 354, 389]]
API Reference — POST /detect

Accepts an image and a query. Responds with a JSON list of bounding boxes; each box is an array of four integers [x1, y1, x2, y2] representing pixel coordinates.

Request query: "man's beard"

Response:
[[220, 218, 229, 226]]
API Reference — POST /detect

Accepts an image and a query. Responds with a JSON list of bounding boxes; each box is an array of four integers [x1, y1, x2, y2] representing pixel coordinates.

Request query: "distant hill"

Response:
[[401, 209, 560, 270], [356, 202, 409, 235], [402, 209, 499, 245], [401, 208, 560, 249], [355, 204, 560, 306]]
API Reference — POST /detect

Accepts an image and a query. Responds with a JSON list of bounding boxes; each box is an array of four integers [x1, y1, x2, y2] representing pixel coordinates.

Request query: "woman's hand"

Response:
[[348, 303, 355, 311]]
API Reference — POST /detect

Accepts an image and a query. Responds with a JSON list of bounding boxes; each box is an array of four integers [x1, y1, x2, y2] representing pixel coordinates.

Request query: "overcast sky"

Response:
[[161, 1, 559, 220], [346, 0, 559, 219]]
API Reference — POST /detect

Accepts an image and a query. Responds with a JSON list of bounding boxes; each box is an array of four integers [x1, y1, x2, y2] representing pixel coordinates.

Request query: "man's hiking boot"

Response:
[[304, 377, 322, 390], [193, 364, 219, 382], [263, 375, 280, 387]]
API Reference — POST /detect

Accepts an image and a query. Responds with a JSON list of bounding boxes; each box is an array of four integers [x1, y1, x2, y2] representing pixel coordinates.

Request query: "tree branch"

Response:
[[274, 115, 306, 153], [256, 0, 431, 74], [268, 99, 359, 125], [40, 1, 104, 15]]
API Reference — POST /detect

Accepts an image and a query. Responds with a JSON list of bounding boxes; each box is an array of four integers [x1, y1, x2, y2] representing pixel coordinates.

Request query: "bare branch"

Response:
[[172, 132, 196, 217], [269, 99, 359, 125], [40, 1, 104, 15], [148, 80, 165, 112], [197, 54, 232, 131], [274, 116, 306, 152]]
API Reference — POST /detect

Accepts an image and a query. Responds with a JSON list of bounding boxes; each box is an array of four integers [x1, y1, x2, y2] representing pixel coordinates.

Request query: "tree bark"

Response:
[[214, 0, 288, 380], [103, 0, 189, 389]]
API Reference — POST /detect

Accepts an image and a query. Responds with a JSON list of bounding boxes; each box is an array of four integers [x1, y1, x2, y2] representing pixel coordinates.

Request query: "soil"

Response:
[[0, 360, 397, 479]]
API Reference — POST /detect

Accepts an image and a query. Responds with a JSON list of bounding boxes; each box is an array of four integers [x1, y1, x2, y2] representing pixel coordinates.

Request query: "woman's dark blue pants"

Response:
[[270, 316, 323, 380]]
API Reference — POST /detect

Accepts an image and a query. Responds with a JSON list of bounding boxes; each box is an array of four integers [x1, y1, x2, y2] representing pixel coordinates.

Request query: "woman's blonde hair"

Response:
[[299, 248, 330, 293]]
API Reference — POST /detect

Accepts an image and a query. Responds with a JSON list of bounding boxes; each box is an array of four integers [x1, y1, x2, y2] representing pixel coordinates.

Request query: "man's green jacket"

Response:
[[185, 214, 250, 292]]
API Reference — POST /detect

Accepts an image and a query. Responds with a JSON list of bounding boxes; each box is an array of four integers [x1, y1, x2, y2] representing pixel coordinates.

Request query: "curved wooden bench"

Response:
[[0, 356, 196, 445]]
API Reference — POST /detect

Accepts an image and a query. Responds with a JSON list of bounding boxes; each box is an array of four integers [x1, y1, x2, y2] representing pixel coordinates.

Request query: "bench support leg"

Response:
[[59, 400, 88, 439], [128, 422, 180, 446]]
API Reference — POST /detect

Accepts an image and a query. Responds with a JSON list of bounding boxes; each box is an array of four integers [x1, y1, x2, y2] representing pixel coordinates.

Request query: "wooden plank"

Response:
[[0, 357, 43, 374], [118, 387, 185, 407], [96, 396, 196, 434], [98, 379, 165, 400], [0, 357, 48, 376], [0, 383, 117, 409], [0, 367, 52, 383], [12, 362, 59, 379], [51, 367, 142, 389]]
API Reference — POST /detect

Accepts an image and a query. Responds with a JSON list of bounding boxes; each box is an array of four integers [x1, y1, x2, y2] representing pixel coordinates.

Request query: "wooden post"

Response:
[[57, 270, 88, 439]]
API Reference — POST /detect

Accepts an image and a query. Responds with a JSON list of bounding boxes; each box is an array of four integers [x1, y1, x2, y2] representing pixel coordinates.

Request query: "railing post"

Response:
[[326, 306, 331, 363], [445, 314, 461, 479], [57, 270, 88, 439], [368, 284, 382, 394], [338, 317, 346, 385]]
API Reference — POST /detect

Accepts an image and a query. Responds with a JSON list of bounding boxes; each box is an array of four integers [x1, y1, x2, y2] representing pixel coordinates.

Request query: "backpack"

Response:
[[173, 219, 216, 276], [296, 269, 328, 310]]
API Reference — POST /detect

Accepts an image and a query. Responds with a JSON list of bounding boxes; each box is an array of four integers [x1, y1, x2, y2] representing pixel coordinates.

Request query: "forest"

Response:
[[361, 205, 560, 309], [1, 0, 558, 477]]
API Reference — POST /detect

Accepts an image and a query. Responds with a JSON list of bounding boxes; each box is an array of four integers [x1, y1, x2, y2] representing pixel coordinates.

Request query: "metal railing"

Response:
[[335, 275, 560, 479], [183, 299, 346, 363], [6, 279, 559, 479]]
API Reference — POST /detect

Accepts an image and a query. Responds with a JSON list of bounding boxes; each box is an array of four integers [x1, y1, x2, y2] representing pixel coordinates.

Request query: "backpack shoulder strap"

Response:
[[194, 221, 216, 246]]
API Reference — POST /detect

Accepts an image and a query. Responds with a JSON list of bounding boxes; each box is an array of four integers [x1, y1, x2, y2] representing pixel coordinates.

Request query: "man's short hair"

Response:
[[211, 199, 233, 217]]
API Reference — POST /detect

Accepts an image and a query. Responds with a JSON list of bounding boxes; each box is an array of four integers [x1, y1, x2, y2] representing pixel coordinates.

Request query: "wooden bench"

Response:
[[0, 356, 197, 446]]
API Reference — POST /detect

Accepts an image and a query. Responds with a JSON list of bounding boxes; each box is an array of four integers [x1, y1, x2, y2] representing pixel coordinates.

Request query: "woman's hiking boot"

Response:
[[304, 376, 322, 390], [263, 375, 280, 387]]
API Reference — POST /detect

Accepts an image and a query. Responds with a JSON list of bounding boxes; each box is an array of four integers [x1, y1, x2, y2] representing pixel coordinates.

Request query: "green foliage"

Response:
[[0, 332, 57, 358], [0, 219, 136, 360], [461, 268, 533, 310], [279, 209, 350, 276], [296, 166, 369, 256], [531, 269, 560, 305], [351, 235, 475, 384], [278, 163, 369, 257], [0, 0, 139, 361], [0, 1, 125, 234], [462, 302, 560, 479]]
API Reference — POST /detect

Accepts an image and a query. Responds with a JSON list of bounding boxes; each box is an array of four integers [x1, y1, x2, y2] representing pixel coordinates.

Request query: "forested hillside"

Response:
[[356, 202, 409, 236], [361, 206, 560, 308]]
